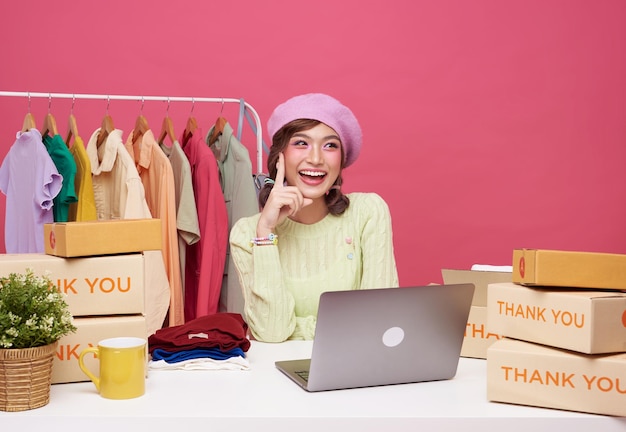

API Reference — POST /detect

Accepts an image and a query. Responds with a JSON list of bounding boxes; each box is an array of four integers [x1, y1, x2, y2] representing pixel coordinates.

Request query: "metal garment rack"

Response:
[[0, 90, 265, 174]]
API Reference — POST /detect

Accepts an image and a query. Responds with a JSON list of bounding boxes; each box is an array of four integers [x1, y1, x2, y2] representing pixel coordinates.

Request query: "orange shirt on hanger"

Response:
[[125, 129, 184, 327]]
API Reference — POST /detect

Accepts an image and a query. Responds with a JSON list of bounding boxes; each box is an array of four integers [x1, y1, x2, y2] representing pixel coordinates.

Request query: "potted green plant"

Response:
[[0, 269, 77, 411]]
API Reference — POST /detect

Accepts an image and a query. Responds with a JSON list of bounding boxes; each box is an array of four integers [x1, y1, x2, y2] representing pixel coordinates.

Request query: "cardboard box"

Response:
[[442, 268, 512, 306], [461, 305, 503, 359], [512, 248, 626, 290], [44, 219, 161, 257], [0, 253, 145, 317], [52, 315, 147, 384], [487, 282, 626, 354], [487, 338, 626, 417]]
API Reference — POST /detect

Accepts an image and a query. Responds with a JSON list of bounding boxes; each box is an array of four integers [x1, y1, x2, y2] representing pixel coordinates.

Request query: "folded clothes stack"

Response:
[[148, 313, 251, 371]]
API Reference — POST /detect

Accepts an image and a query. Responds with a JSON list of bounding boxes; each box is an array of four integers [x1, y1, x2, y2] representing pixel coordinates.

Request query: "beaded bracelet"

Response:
[[250, 233, 278, 246]]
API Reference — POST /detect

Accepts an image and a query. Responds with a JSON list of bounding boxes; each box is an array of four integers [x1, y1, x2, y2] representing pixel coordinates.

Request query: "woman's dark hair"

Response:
[[258, 119, 350, 215]]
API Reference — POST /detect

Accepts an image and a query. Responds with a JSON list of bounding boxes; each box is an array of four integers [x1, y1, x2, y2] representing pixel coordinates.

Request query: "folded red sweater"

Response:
[[148, 312, 250, 354]]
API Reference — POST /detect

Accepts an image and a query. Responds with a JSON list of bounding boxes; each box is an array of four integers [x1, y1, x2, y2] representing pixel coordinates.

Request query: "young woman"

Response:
[[230, 93, 398, 342]]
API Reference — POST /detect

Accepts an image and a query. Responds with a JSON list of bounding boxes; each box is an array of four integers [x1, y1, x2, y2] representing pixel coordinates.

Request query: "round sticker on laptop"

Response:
[[382, 326, 405, 347]]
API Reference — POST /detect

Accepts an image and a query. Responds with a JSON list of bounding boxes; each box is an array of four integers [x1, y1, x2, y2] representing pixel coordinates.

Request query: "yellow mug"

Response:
[[78, 337, 147, 400]]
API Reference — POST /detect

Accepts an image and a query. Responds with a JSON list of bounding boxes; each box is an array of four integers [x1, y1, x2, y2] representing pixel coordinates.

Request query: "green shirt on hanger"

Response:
[[43, 134, 78, 222]]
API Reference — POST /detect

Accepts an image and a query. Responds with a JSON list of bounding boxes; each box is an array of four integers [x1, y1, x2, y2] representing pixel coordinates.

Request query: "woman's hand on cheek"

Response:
[[257, 153, 312, 237]]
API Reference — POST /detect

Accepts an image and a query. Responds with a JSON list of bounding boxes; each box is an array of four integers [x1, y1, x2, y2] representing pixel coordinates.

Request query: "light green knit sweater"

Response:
[[229, 192, 399, 342]]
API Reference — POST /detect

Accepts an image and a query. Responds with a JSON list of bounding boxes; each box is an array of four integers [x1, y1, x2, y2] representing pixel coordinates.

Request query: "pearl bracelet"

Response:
[[250, 233, 278, 246]]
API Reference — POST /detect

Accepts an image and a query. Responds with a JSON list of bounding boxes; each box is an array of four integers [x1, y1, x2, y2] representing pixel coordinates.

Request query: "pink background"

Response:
[[1, 0, 625, 286]]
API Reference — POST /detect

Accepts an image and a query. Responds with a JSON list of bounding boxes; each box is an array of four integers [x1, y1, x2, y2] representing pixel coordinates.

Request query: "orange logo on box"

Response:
[[622, 310, 626, 328], [49, 230, 56, 250], [519, 256, 525, 278]]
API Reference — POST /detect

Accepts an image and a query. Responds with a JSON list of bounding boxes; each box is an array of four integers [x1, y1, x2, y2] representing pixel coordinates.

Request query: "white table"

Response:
[[1, 341, 625, 431]]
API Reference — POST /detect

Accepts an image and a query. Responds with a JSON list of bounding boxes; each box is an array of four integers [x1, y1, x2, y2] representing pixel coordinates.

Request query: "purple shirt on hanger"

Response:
[[0, 129, 63, 253]]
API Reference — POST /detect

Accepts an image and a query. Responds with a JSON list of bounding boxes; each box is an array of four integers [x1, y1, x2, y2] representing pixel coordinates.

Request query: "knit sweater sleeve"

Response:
[[229, 215, 297, 342], [357, 193, 400, 289]]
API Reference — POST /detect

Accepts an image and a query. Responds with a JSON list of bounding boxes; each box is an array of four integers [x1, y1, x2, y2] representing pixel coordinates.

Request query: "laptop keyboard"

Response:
[[295, 370, 309, 382]]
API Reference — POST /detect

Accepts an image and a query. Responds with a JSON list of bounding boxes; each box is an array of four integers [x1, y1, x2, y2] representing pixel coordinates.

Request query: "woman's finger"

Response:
[[274, 152, 285, 188]]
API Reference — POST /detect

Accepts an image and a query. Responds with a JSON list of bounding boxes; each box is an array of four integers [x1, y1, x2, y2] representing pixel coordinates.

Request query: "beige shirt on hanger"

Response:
[[86, 128, 152, 220], [86, 127, 170, 336]]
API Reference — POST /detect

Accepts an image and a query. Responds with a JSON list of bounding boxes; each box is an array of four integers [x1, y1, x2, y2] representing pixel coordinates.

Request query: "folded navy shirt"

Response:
[[151, 347, 247, 363]]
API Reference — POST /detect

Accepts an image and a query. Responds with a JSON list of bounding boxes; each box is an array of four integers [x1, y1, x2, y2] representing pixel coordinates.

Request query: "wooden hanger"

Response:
[[96, 97, 114, 148], [158, 99, 176, 146], [182, 115, 197, 147], [40, 95, 58, 138], [132, 114, 150, 144], [208, 100, 227, 146], [21, 112, 36, 132], [131, 97, 150, 144], [181, 99, 198, 147], [40, 112, 59, 138], [65, 113, 79, 147], [158, 116, 176, 146], [65, 96, 79, 147], [208, 116, 227, 146], [21, 93, 36, 132], [96, 114, 115, 148]]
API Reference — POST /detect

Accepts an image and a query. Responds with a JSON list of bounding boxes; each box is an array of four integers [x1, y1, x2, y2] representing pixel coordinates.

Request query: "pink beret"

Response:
[[267, 93, 362, 167]]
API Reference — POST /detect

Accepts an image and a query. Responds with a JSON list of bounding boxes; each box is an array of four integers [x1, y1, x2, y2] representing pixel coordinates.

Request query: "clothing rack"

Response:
[[0, 90, 265, 174]]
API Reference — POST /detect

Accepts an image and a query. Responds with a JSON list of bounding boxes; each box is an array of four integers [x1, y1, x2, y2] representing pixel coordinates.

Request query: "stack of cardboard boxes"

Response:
[[486, 248, 626, 416], [441, 268, 509, 359], [0, 219, 162, 384]]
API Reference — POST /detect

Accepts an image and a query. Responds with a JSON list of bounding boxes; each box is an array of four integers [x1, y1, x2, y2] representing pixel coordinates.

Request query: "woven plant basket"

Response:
[[0, 341, 57, 412]]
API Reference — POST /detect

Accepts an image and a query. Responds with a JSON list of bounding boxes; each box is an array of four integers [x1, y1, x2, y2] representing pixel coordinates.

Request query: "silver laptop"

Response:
[[275, 283, 475, 392]]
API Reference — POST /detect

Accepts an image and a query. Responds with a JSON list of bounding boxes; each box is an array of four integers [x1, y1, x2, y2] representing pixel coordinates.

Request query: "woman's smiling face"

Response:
[[282, 122, 343, 201]]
